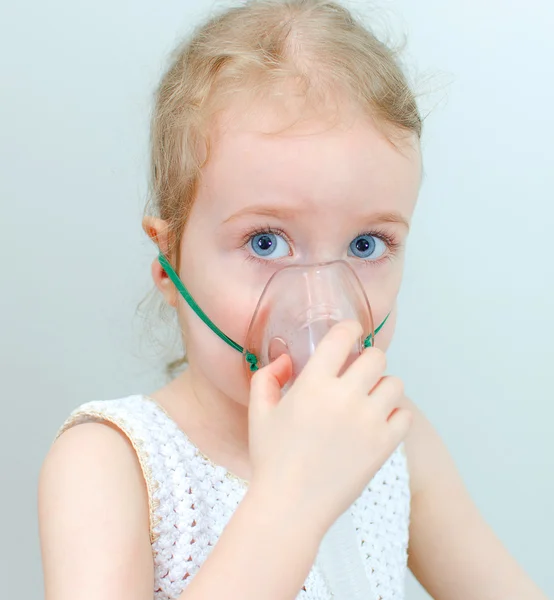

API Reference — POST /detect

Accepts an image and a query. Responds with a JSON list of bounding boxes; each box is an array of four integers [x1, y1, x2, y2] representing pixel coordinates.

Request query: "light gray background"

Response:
[[1, 0, 552, 597]]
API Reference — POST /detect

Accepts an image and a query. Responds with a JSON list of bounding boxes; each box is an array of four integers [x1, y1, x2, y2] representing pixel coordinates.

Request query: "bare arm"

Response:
[[39, 423, 324, 600], [402, 397, 548, 600], [39, 423, 154, 600]]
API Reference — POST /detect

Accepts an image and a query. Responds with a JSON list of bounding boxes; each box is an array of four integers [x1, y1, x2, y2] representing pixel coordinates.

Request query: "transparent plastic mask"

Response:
[[244, 260, 374, 388]]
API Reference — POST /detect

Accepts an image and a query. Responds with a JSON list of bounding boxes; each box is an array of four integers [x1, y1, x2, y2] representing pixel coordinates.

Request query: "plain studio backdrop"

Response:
[[1, 0, 553, 597]]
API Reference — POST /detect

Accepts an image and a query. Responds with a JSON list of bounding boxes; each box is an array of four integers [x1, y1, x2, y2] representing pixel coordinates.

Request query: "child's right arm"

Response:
[[40, 321, 411, 599], [39, 422, 155, 600]]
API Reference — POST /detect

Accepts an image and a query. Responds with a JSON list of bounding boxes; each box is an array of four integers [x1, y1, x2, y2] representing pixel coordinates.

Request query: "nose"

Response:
[[305, 242, 343, 265]]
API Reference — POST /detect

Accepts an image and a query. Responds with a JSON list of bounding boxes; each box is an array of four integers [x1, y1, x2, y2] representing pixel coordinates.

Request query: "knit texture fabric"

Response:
[[59, 395, 411, 599]]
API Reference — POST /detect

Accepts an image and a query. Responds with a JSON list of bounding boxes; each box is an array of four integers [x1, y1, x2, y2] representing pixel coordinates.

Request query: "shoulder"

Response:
[[57, 395, 162, 438], [399, 395, 461, 498], [46, 395, 157, 518], [39, 417, 151, 545], [43, 395, 165, 538], [42, 417, 146, 493]]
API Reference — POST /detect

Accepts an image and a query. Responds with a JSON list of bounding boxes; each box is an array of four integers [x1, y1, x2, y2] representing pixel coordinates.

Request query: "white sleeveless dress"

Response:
[[58, 395, 411, 600]]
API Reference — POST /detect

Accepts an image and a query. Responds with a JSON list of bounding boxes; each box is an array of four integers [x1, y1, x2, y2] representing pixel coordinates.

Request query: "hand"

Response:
[[248, 320, 412, 533]]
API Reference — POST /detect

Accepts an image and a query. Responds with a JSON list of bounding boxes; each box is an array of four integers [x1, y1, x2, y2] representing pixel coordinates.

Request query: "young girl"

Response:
[[38, 1, 547, 599]]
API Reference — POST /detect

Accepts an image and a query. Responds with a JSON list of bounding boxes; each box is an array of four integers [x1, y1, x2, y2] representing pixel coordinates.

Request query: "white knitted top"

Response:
[[59, 395, 411, 600]]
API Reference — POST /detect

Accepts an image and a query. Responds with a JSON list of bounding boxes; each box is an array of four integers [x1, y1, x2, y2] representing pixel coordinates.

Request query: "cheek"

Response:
[[363, 263, 404, 350], [175, 272, 260, 406], [180, 304, 254, 405], [373, 307, 397, 352], [176, 214, 265, 404]]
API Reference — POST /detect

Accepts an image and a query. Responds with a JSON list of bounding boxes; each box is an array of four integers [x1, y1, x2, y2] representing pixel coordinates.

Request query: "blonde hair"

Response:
[[144, 0, 422, 374]]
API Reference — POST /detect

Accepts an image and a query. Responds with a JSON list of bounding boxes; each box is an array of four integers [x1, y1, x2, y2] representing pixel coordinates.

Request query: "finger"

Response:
[[249, 354, 292, 417], [300, 320, 363, 380], [341, 346, 387, 392], [365, 376, 405, 419], [269, 353, 293, 389]]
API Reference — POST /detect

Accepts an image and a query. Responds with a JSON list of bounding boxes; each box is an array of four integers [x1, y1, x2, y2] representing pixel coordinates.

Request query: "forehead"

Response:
[[196, 103, 422, 222]]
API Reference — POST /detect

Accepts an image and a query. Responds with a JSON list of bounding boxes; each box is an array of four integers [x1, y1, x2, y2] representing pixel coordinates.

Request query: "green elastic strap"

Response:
[[363, 311, 390, 349], [159, 253, 390, 372], [158, 253, 245, 354]]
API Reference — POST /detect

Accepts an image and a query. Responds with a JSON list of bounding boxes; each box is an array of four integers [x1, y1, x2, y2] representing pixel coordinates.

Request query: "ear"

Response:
[[143, 216, 177, 307]]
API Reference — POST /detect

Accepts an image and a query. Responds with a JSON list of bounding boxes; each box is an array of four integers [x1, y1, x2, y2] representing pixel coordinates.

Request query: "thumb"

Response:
[[249, 354, 292, 417]]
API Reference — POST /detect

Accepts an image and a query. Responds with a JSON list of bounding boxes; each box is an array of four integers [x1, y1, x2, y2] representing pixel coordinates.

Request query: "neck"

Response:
[[159, 363, 251, 473]]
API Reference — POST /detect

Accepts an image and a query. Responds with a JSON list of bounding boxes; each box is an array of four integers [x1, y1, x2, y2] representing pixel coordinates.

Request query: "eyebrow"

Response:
[[374, 211, 410, 230], [223, 205, 410, 229], [222, 206, 299, 224]]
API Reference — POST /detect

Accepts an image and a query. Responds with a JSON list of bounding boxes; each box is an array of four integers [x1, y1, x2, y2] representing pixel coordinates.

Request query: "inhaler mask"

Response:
[[244, 260, 377, 387], [159, 253, 384, 599]]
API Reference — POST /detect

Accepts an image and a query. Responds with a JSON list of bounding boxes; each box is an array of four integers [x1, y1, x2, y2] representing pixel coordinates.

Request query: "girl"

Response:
[[38, 1, 547, 599]]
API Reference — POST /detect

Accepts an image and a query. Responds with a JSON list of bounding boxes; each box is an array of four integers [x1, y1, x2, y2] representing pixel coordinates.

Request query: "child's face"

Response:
[[168, 101, 421, 406]]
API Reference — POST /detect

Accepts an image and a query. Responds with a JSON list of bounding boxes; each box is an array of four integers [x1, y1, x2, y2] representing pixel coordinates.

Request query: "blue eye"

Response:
[[349, 234, 386, 260], [250, 232, 290, 259]]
